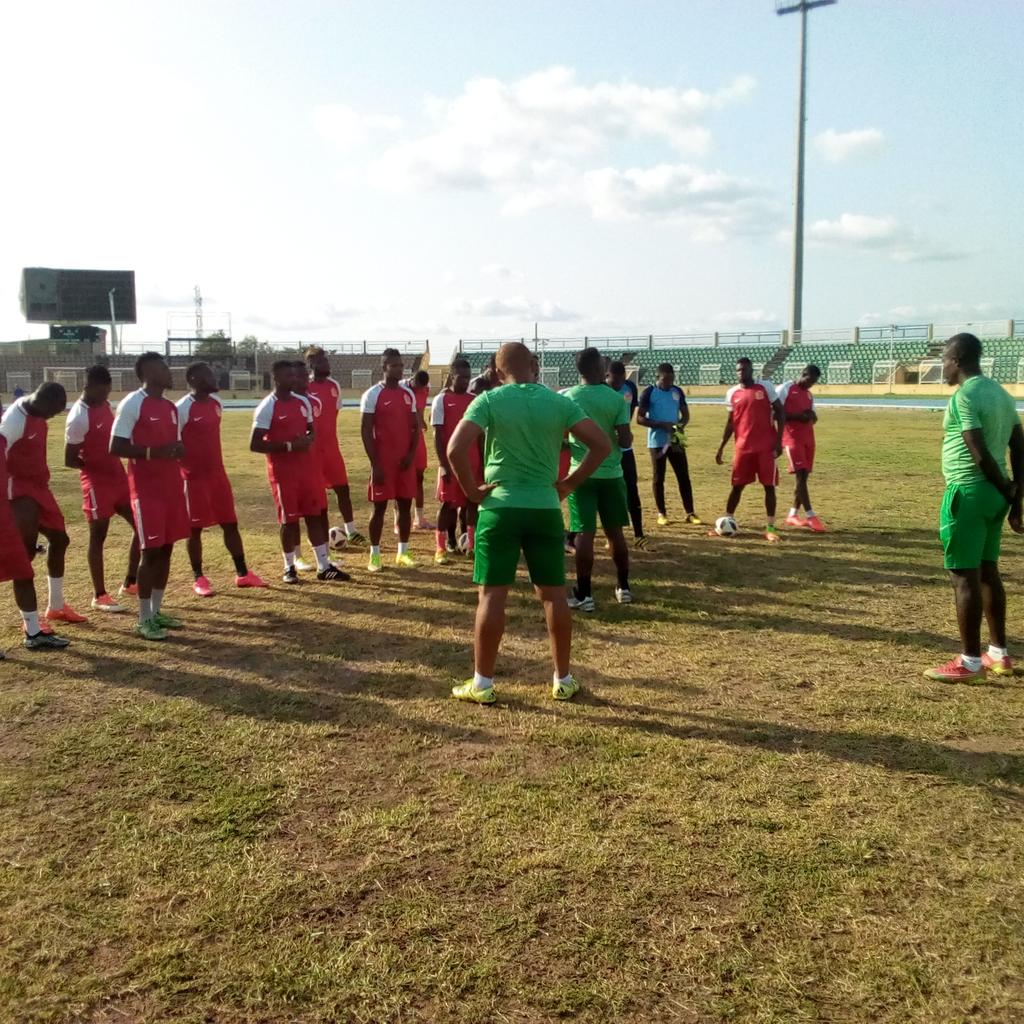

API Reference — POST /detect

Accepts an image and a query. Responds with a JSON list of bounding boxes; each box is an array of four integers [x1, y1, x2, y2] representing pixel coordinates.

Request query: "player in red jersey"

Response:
[[778, 364, 825, 533], [306, 346, 364, 545], [714, 357, 786, 542], [0, 402, 69, 654], [110, 353, 191, 640], [431, 358, 481, 564], [1, 382, 89, 626], [409, 369, 435, 531], [177, 362, 266, 596], [360, 349, 420, 572], [64, 365, 140, 613], [288, 361, 331, 572], [251, 360, 349, 584]]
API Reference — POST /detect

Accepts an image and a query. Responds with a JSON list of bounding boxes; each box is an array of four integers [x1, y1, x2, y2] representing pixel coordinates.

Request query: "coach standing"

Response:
[[446, 341, 610, 704], [925, 333, 1024, 682]]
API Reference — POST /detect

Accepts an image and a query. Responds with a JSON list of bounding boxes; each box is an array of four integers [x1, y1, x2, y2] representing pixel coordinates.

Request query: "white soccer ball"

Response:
[[714, 515, 738, 537], [328, 526, 348, 550], [457, 531, 470, 553]]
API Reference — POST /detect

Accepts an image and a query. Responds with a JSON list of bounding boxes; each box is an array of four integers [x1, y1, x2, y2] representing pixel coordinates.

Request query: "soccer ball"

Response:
[[328, 526, 348, 550], [457, 531, 470, 553], [714, 515, 738, 537]]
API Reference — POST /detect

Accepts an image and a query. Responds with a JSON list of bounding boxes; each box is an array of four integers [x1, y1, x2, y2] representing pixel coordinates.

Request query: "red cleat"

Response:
[[982, 653, 1015, 677], [236, 571, 269, 589], [192, 575, 215, 597], [45, 604, 88, 624], [805, 515, 827, 533], [923, 656, 985, 683], [784, 514, 807, 528], [118, 583, 139, 598]]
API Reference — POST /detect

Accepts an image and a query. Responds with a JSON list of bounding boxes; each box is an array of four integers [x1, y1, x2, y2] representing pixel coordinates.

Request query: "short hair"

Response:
[[36, 381, 67, 407], [496, 341, 533, 376], [86, 365, 111, 386], [737, 357, 753, 367], [576, 347, 604, 377], [271, 359, 293, 374], [947, 332, 982, 364], [305, 345, 326, 360], [381, 348, 402, 366], [134, 351, 164, 381], [803, 364, 822, 379], [450, 357, 471, 373], [413, 369, 430, 387], [608, 360, 626, 376], [656, 362, 674, 375], [186, 361, 209, 383]]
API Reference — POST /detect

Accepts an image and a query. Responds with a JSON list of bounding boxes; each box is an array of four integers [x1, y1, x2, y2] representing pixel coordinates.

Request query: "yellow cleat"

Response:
[[552, 675, 580, 701], [366, 552, 383, 573], [452, 679, 496, 704], [685, 514, 703, 526], [395, 552, 417, 568], [434, 550, 449, 565], [657, 514, 669, 527]]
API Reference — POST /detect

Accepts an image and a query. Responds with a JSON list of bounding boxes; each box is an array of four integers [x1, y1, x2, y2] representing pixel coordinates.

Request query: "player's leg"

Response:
[[367, 500, 387, 571], [567, 481, 596, 609], [466, 503, 478, 554], [980, 559, 1007, 650], [763, 483, 779, 542], [332, 484, 363, 543], [114, 505, 140, 595], [725, 485, 744, 515], [395, 498, 415, 565], [150, 544, 174, 618], [667, 446, 698, 522], [787, 468, 810, 525], [414, 470, 432, 529], [10, 496, 40, 559], [221, 522, 264, 586], [538, 583, 573, 688], [620, 448, 645, 543], [950, 568, 983, 659], [650, 451, 668, 521], [605, 525, 631, 601], [303, 512, 348, 579], [599, 477, 631, 601], [187, 527, 206, 585], [279, 521, 301, 582], [435, 501, 456, 563], [13, 577, 68, 649], [87, 517, 112, 599]]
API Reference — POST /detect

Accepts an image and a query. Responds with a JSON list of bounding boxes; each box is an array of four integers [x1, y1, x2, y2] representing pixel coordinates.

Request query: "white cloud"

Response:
[[814, 128, 885, 162], [712, 309, 780, 326], [481, 263, 525, 281], [141, 288, 205, 309], [806, 212, 970, 264], [447, 295, 580, 321], [311, 104, 402, 150], [247, 304, 365, 332]]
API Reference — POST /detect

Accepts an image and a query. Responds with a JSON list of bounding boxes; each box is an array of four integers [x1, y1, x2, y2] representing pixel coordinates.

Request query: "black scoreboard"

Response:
[[20, 268, 137, 324]]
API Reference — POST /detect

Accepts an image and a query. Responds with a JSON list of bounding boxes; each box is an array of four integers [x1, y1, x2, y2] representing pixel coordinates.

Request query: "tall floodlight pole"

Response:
[[107, 288, 118, 355], [777, 0, 835, 345]]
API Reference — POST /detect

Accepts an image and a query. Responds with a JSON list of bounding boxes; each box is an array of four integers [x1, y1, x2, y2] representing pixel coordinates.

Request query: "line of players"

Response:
[[0, 344, 824, 653]]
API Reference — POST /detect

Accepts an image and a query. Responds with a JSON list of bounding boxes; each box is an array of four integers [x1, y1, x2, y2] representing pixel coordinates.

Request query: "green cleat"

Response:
[[366, 552, 383, 573], [346, 530, 367, 545], [395, 552, 417, 569], [552, 675, 580, 701], [452, 679, 496, 704], [152, 611, 183, 629], [135, 618, 168, 641]]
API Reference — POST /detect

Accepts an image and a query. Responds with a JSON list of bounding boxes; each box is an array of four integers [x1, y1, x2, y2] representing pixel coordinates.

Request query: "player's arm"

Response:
[[676, 390, 690, 430], [248, 427, 307, 454], [110, 397, 181, 459], [636, 387, 657, 429], [1008, 423, 1024, 534], [63, 405, 87, 469], [772, 398, 786, 456], [962, 427, 1018, 504], [399, 407, 420, 470], [715, 412, 734, 465], [558, 418, 611, 500], [447, 420, 494, 505], [431, 401, 450, 475], [63, 442, 83, 469], [615, 423, 632, 450]]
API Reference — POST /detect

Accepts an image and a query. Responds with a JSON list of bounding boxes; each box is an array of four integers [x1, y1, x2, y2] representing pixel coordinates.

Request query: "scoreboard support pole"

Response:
[[108, 289, 119, 356]]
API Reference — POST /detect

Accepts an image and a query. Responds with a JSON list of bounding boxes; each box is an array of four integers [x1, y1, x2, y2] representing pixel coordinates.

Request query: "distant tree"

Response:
[[195, 330, 232, 362], [236, 334, 274, 358]]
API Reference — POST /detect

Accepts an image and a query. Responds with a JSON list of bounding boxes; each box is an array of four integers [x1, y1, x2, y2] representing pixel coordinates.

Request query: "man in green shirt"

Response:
[[926, 333, 1024, 682], [446, 341, 611, 704], [561, 347, 633, 611]]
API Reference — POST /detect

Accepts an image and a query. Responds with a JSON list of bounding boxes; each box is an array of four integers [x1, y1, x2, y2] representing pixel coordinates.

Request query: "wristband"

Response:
[[146, 447, 151, 460], [286, 441, 292, 453]]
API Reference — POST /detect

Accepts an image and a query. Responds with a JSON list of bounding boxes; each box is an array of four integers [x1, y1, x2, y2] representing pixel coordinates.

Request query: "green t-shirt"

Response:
[[561, 383, 629, 479], [941, 374, 1019, 486], [464, 383, 585, 509]]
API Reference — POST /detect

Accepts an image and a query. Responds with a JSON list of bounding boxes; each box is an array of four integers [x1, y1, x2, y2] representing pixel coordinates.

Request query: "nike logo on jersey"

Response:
[[149, 416, 161, 421], [147, 534, 159, 540]]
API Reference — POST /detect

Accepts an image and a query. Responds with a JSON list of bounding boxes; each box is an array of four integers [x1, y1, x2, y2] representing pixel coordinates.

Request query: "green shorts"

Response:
[[567, 476, 630, 534], [473, 507, 566, 587], [939, 481, 1009, 570]]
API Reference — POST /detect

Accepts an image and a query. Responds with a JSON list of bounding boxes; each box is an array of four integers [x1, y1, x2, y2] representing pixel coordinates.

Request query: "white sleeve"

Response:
[[111, 391, 143, 440], [430, 395, 445, 427], [175, 395, 193, 433], [330, 378, 344, 411], [64, 401, 90, 444], [725, 385, 738, 410], [760, 379, 778, 403], [252, 395, 275, 431], [0, 403, 27, 446], [403, 383, 418, 413], [776, 381, 792, 405], [360, 385, 380, 414]]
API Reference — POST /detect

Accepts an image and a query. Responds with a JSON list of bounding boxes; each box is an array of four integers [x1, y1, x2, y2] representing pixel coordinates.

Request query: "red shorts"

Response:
[[435, 467, 480, 509], [785, 442, 815, 474], [184, 470, 238, 529], [368, 462, 418, 503], [9, 479, 66, 533], [317, 444, 349, 489], [81, 474, 130, 522], [731, 449, 779, 488], [131, 483, 191, 549], [415, 434, 428, 473], [270, 472, 325, 524], [0, 499, 33, 582]]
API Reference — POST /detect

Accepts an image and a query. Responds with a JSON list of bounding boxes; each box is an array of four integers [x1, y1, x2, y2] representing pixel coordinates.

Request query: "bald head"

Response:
[[942, 332, 982, 387], [496, 341, 534, 382]]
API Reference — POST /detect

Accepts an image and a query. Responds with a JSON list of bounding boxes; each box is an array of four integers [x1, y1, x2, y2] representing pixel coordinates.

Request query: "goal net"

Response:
[[229, 371, 252, 391], [5, 372, 31, 393], [351, 369, 372, 391], [828, 361, 852, 384], [45, 367, 82, 391], [699, 363, 720, 385]]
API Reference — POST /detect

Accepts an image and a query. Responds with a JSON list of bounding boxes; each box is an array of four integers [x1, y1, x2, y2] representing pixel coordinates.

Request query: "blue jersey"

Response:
[[641, 384, 686, 449]]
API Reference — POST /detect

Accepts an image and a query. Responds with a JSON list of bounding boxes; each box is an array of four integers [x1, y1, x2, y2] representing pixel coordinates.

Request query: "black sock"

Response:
[[125, 574, 137, 586], [447, 525, 457, 544], [191, 563, 203, 579], [233, 556, 248, 576], [617, 570, 630, 590], [576, 576, 592, 599]]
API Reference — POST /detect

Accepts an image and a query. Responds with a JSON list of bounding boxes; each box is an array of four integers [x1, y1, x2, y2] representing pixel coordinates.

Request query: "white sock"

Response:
[[397, 541, 409, 555], [283, 550, 295, 569], [21, 610, 40, 635], [961, 654, 983, 671], [789, 507, 798, 518], [805, 507, 815, 517], [139, 597, 153, 623], [344, 521, 357, 536], [415, 506, 424, 520], [47, 576, 64, 609], [472, 672, 493, 691], [988, 645, 1008, 659], [313, 544, 331, 571], [292, 546, 303, 560], [371, 544, 381, 557], [554, 672, 573, 685], [152, 588, 165, 613]]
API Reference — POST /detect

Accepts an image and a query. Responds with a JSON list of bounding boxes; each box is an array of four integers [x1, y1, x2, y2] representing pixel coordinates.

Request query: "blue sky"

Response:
[[2, 0, 1020, 358]]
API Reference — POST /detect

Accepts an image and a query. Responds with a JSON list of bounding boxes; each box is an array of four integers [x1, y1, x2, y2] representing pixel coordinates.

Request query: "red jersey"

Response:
[[412, 384, 430, 421], [359, 382, 417, 466], [431, 389, 481, 475], [176, 393, 225, 476], [64, 398, 129, 486], [0, 397, 50, 486], [777, 381, 815, 447], [725, 380, 779, 454], [252, 391, 314, 481], [110, 388, 183, 495], [307, 377, 342, 452]]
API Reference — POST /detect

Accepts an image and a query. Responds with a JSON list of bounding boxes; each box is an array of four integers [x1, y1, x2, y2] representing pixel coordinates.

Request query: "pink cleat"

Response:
[[784, 514, 807, 528], [416, 517, 436, 530], [236, 571, 269, 589], [45, 604, 88, 624], [923, 656, 985, 683], [806, 515, 827, 533], [982, 652, 1015, 677], [192, 576, 215, 597]]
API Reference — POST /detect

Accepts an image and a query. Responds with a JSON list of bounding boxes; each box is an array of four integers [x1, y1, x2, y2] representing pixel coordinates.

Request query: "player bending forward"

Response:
[[64, 366, 140, 611], [431, 358, 480, 565], [177, 362, 266, 595], [447, 341, 610, 705], [110, 353, 190, 641], [778, 364, 826, 532], [251, 361, 349, 584], [1, 383, 88, 627], [714, 357, 785, 542]]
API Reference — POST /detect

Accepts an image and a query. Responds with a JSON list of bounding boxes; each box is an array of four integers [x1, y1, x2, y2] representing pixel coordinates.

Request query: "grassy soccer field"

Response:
[[2, 405, 1024, 1023]]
